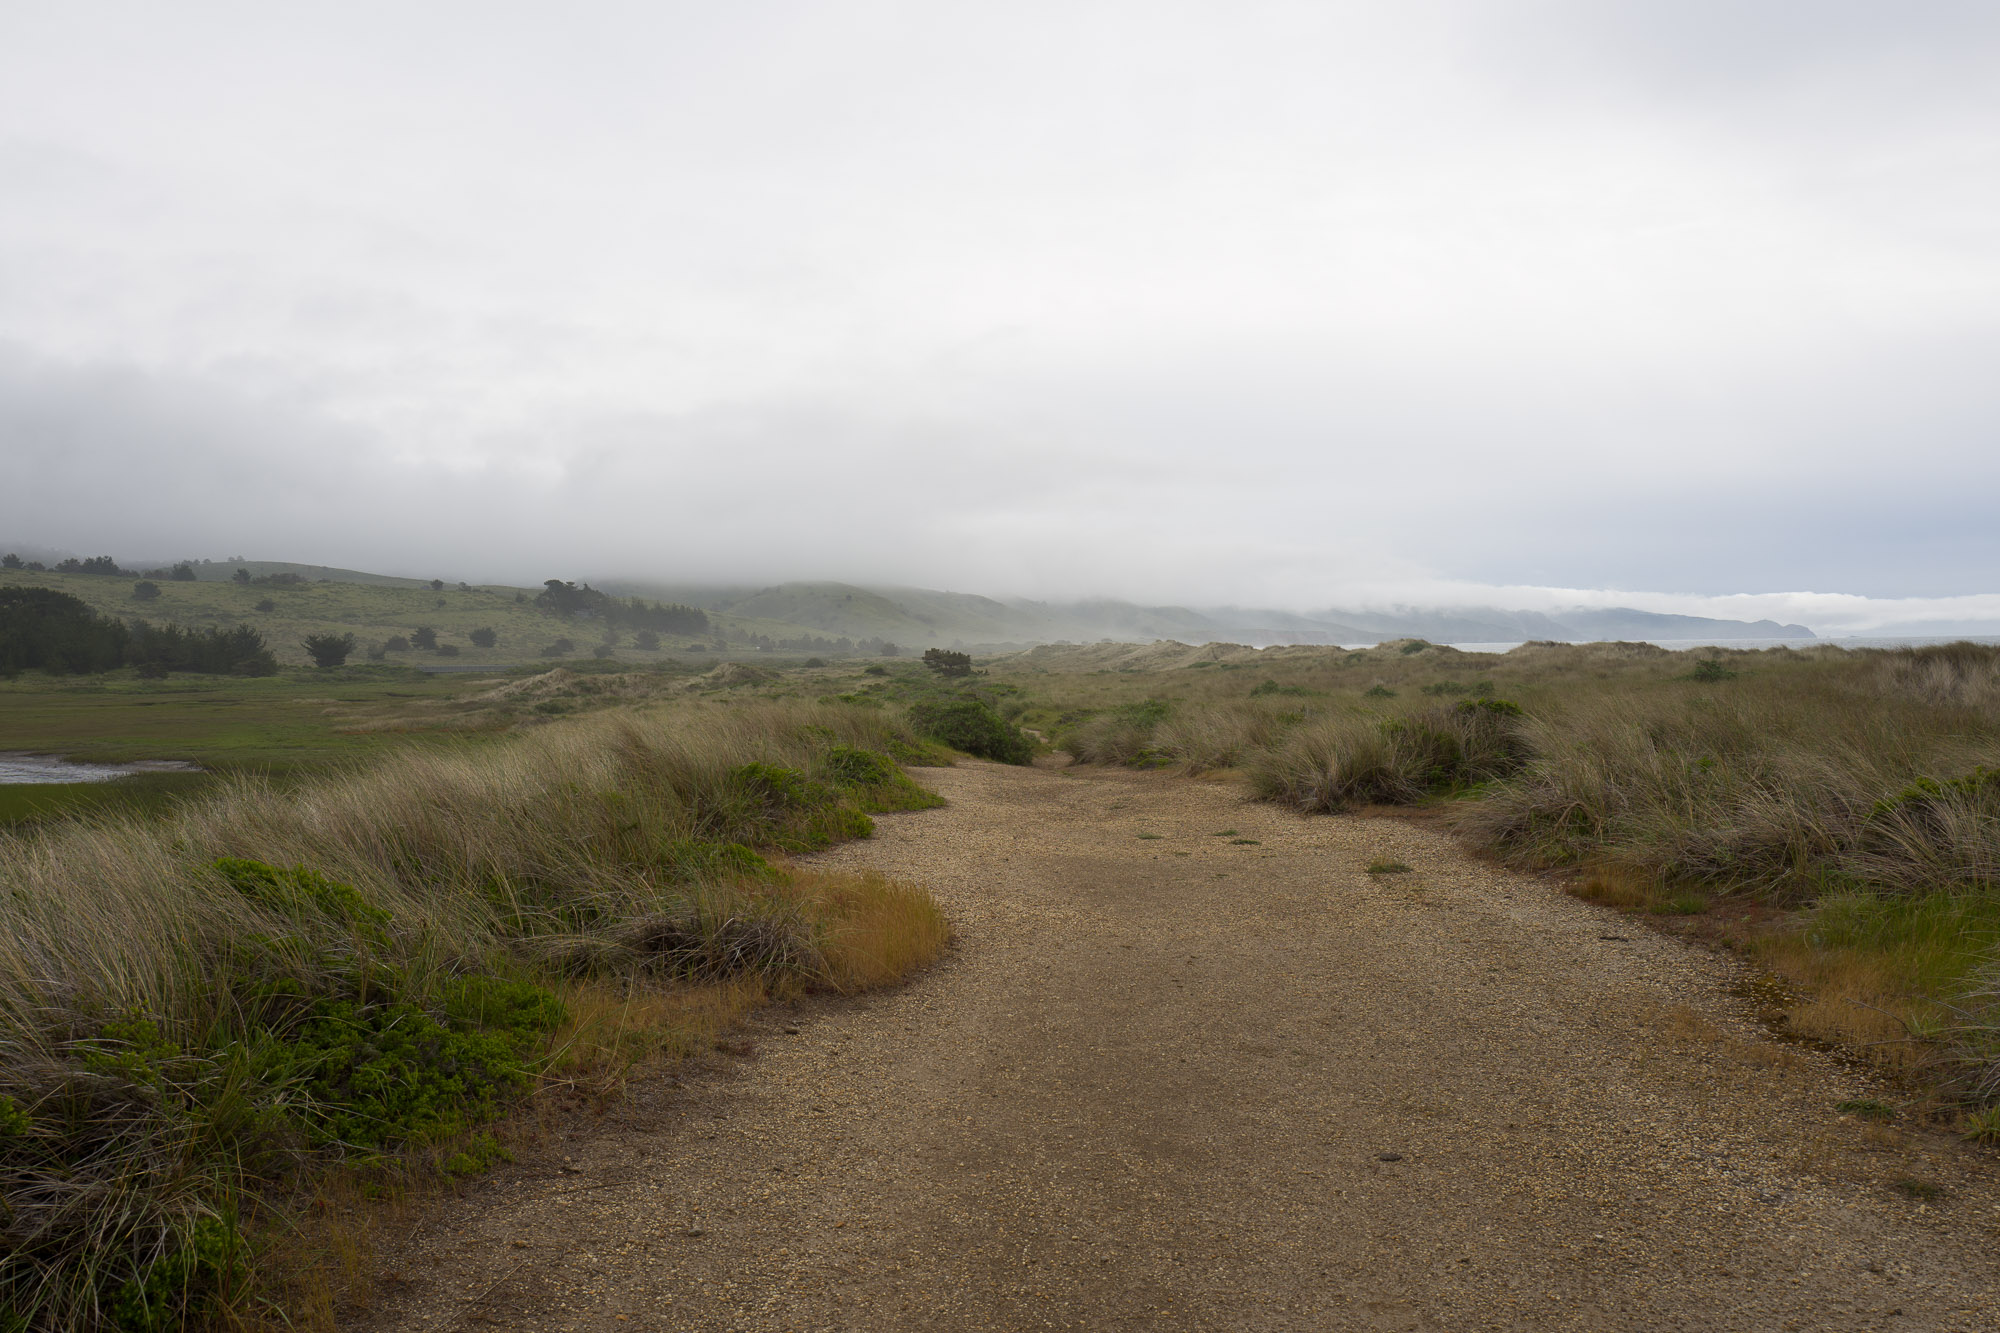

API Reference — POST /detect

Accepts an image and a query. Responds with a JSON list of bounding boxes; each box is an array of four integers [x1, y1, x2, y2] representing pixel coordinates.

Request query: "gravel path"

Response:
[[362, 761, 2000, 1331]]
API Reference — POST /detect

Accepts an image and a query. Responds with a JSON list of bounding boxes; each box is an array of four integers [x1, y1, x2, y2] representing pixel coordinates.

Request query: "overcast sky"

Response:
[[4, 2, 1997, 630]]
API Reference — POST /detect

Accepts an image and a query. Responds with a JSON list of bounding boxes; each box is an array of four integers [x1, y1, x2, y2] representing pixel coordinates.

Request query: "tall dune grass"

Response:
[[0, 700, 948, 1331]]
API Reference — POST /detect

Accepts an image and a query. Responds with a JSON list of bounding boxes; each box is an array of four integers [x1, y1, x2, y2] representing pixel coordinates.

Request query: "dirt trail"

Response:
[[364, 761, 2000, 1331]]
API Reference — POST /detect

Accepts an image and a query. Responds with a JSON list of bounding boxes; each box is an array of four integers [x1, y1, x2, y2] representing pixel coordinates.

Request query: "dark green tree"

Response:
[[921, 648, 973, 678], [169, 562, 197, 581], [469, 627, 497, 648], [0, 587, 129, 674], [302, 633, 359, 668], [132, 580, 161, 602], [233, 568, 251, 584], [410, 626, 438, 650]]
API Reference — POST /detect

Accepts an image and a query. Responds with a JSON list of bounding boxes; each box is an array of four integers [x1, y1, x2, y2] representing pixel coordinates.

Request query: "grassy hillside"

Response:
[[183, 560, 438, 588], [0, 569, 746, 668], [601, 579, 1248, 648]]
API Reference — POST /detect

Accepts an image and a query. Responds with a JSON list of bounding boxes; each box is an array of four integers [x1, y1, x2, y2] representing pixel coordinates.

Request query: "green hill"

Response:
[[0, 569, 723, 669]]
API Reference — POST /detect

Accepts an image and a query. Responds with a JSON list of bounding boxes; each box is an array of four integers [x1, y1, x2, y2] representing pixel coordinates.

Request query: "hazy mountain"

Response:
[[1553, 608, 1814, 642], [598, 579, 1814, 647], [1309, 605, 1814, 643]]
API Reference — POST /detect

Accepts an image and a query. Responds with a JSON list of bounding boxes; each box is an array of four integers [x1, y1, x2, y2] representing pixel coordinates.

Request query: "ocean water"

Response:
[[1437, 636, 2000, 655]]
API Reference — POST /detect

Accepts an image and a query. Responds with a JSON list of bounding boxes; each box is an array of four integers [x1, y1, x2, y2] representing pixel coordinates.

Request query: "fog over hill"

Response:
[[598, 579, 1814, 649]]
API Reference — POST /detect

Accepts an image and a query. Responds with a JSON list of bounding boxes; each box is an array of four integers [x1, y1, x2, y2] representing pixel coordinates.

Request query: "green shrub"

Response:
[[907, 698, 1035, 765], [106, 1212, 246, 1333], [257, 976, 561, 1152], [725, 763, 875, 850], [212, 857, 390, 928]]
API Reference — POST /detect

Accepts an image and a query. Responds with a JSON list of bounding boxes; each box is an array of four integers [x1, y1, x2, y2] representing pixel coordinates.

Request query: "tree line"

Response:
[[4, 553, 200, 580], [0, 588, 277, 677], [534, 580, 710, 635]]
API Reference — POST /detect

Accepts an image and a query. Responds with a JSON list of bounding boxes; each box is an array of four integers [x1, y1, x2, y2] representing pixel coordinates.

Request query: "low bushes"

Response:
[[0, 701, 949, 1330], [907, 697, 1035, 765]]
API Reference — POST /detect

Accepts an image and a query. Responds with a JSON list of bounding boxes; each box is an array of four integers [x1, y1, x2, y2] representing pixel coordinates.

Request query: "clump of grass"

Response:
[[1367, 860, 1412, 875], [1960, 1107, 2000, 1144], [1135, 832, 1163, 840], [1891, 1176, 1943, 1201], [1247, 700, 1528, 812], [1836, 1098, 1897, 1122], [0, 700, 949, 1331], [1059, 699, 1174, 767]]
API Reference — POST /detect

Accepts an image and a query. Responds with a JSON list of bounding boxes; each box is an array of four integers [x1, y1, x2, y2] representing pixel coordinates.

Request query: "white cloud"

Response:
[[1, 3, 1996, 614]]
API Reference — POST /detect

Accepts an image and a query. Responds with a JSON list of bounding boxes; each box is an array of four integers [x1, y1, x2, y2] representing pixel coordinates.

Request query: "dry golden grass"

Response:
[[804, 869, 956, 993], [1752, 937, 1945, 1077], [1571, 864, 1659, 911]]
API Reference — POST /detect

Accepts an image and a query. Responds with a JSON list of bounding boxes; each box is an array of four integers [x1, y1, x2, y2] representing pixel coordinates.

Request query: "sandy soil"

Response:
[[360, 760, 2000, 1332]]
